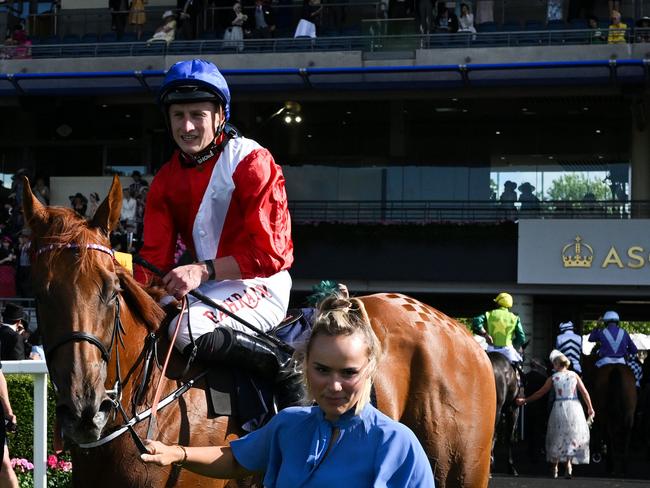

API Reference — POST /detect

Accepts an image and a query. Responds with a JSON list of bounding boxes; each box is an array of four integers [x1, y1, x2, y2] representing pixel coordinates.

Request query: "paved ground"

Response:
[[489, 475, 649, 488]]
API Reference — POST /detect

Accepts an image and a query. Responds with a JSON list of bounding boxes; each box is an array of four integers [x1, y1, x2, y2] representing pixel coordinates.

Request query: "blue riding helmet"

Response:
[[602, 310, 620, 323], [158, 59, 231, 121]]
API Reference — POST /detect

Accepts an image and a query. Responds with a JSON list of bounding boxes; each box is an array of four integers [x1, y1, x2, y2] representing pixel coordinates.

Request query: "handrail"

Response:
[[288, 199, 643, 223]]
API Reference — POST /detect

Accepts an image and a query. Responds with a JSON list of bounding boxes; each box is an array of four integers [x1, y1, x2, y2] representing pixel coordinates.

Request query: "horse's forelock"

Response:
[[33, 206, 105, 276]]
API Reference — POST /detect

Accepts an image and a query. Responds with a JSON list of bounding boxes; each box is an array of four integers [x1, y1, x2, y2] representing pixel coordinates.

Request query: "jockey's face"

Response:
[[307, 332, 370, 422], [169, 101, 223, 155]]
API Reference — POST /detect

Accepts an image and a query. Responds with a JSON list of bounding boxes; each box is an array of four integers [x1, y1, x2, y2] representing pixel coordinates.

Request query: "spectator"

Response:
[[434, 2, 458, 33], [2, 23, 31, 60], [499, 180, 517, 220], [176, 0, 197, 40], [546, 0, 564, 22], [135, 187, 148, 240], [636, 16, 650, 42], [9, 169, 28, 208], [32, 177, 50, 205], [23, 327, 44, 360], [588, 15, 606, 43], [129, 0, 147, 40], [0, 237, 16, 299], [109, 0, 129, 40], [607, 10, 627, 44], [69, 192, 88, 218], [15, 229, 31, 299], [120, 188, 137, 227], [294, 0, 322, 38], [86, 192, 101, 219], [0, 361, 18, 487], [458, 3, 476, 34], [475, 0, 494, 24], [418, 0, 433, 34], [0, 303, 25, 360], [148, 10, 177, 44], [249, 0, 276, 38], [518, 182, 540, 214], [223, 2, 247, 50], [128, 170, 149, 196]]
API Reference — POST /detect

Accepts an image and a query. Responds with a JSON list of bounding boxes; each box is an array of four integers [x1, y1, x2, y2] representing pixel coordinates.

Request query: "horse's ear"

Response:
[[22, 175, 48, 234], [90, 175, 122, 234]]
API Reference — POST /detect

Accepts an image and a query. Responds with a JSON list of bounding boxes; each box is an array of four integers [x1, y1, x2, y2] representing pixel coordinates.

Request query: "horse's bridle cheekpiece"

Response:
[[36, 242, 205, 454]]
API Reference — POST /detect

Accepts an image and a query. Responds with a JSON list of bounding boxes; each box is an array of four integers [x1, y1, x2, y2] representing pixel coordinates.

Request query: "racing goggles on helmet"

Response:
[[160, 85, 225, 108]]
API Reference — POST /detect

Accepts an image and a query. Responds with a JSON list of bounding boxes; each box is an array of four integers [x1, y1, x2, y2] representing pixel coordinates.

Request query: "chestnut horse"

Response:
[[23, 176, 495, 488]]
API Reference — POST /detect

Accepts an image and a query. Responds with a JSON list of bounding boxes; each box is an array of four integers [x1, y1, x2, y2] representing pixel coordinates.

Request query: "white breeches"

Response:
[[487, 344, 523, 363], [168, 270, 292, 351]]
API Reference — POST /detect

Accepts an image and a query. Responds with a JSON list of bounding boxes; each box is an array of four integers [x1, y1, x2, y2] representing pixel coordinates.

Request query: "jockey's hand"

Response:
[[162, 263, 208, 299], [140, 439, 184, 466], [514, 397, 526, 407], [485, 334, 494, 345]]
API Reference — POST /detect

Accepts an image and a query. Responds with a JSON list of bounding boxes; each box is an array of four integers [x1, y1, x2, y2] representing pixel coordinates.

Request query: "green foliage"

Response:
[[547, 173, 611, 201], [6, 375, 58, 461], [583, 320, 650, 334]]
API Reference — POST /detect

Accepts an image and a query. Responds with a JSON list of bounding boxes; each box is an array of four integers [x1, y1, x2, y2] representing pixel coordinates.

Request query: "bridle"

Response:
[[35, 242, 204, 453]]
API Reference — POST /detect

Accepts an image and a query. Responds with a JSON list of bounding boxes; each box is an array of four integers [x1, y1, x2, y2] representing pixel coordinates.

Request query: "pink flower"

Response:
[[10, 458, 34, 472], [57, 460, 72, 472], [47, 454, 58, 468]]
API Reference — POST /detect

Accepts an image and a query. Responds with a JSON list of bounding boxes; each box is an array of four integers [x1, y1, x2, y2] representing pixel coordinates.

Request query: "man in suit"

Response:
[[0, 303, 25, 361]]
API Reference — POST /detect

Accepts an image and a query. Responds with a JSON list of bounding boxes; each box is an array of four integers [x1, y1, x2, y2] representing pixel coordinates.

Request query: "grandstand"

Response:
[[1, 0, 650, 361]]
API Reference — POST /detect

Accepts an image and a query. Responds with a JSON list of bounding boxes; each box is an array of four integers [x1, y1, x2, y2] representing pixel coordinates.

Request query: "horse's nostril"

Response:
[[98, 399, 114, 415]]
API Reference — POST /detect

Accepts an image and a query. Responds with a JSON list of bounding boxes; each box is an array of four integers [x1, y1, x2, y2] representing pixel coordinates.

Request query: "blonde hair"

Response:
[[553, 353, 571, 369], [304, 295, 382, 415]]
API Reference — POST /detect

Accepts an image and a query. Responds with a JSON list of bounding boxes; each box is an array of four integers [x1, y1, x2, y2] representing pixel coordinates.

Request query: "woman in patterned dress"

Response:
[[517, 350, 595, 478]]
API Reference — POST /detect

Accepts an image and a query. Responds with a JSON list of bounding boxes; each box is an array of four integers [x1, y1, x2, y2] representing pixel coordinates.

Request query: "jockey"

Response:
[[588, 311, 637, 368], [473, 292, 526, 365], [555, 321, 582, 374], [136, 59, 303, 409]]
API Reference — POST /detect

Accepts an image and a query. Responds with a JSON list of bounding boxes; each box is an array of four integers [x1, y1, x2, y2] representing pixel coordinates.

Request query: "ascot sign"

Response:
[[518, 220, 650, 285]]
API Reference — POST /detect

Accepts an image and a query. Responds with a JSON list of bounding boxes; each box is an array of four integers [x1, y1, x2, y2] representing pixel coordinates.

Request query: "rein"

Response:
[[36, 242, 200, 454]]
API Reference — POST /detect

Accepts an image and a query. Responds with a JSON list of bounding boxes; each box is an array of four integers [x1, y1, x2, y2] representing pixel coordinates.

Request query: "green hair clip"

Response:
[[306, 280, 341, 306]]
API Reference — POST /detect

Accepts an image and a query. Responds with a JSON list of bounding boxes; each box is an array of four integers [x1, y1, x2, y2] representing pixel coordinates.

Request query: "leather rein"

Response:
[[36, 242, 204, 453]]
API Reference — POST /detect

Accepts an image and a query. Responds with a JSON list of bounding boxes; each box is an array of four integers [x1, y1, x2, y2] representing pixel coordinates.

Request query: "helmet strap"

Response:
[[179, 121, 234, 167]]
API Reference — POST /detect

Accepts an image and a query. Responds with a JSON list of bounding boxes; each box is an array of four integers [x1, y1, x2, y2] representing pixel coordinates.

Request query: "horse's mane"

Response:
[[116, 267, 166, 332]]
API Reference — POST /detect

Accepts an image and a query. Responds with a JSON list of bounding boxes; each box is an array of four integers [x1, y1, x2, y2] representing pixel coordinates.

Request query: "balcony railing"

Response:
[[288, 200, 643, 224], [3, 27, 647, 60]]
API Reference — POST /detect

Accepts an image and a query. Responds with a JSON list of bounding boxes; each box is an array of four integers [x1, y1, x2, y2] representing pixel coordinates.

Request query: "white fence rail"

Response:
[[3, 360, 49, 488]]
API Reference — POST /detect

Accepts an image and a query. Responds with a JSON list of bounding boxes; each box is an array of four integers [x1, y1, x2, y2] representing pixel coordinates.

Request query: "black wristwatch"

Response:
[[203, 259, 216, 281]]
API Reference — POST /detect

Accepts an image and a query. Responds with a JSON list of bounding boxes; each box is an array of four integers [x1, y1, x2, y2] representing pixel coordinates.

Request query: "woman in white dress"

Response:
[[516, 350, 595, 479]]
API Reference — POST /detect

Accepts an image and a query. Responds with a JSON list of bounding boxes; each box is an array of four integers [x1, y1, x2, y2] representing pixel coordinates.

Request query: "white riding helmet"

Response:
[[602, 310, 620, 323]]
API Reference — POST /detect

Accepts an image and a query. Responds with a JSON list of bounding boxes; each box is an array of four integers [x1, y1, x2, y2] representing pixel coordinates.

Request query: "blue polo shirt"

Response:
[[230, 403, 435, 488]]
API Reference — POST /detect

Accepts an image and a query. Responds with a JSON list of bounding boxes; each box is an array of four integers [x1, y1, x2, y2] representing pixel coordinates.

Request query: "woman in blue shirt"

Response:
[[141, 295, 435, 487]]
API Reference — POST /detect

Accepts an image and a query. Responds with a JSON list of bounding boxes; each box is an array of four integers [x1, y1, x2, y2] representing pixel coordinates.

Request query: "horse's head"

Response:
[[23, 176, 124, 444]]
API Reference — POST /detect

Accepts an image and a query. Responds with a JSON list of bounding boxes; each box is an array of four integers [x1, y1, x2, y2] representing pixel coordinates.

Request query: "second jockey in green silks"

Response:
[[473, 292, 526, 365]]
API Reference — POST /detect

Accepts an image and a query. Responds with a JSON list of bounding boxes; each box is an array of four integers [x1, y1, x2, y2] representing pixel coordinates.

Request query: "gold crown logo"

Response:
[[562, 235, 593, 268]]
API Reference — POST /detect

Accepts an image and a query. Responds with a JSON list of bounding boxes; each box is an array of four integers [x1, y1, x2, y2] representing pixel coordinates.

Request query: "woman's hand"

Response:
[[140, 440, 184, 466], [588, 408, 595, 418]]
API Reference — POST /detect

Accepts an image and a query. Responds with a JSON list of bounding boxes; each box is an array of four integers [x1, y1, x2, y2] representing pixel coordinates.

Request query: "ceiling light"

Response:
[[451, 98, 459, 102], [125, 114, 131, 119], [495, 130, 501, 135], [583, 107, 589, 111], [294, 115, 302, 123], [284, 115, 292, 124], [595, 129, 601, 134], [522, 108, 527, 112]]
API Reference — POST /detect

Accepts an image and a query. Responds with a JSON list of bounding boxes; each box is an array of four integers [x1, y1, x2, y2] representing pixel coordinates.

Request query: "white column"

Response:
[[33, 373, 47, 488]]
